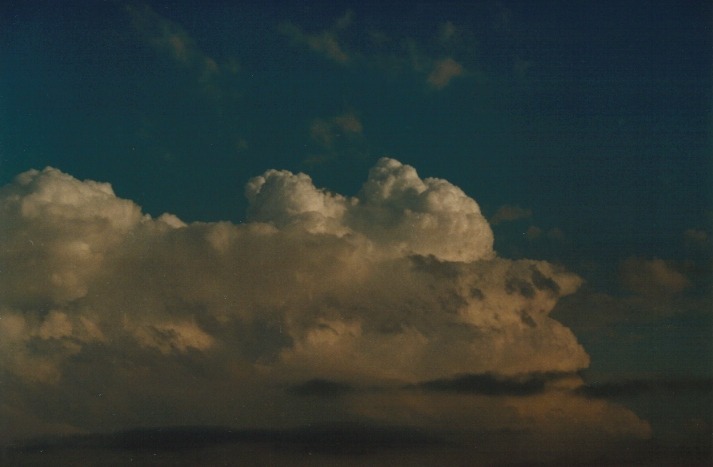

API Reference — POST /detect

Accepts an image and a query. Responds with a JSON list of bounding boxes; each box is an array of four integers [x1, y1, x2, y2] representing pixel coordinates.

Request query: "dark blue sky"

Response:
[[2, 1, 709, 252], [1, 1, 711, 463]]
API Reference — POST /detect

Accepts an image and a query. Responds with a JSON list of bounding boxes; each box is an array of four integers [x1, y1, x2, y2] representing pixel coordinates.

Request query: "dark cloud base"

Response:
[[287, 378, 356, 397], [415, 371, 570, 396], [6, 424, 711, 467], [6, 424, 442, 466], [578, 377, 713, 399]]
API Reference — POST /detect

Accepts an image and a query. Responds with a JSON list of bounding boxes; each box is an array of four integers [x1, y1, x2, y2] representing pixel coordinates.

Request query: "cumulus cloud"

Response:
[[0, 159, 649, 462], [246, 158, 495, 262]]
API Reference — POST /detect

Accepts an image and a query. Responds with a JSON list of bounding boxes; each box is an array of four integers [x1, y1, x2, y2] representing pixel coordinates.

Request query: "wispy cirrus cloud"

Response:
[[304, 111, 367, 165], [126, 3, 238, 96], [279, 13, 475, 90], [278, 10, 353, 64], [309, 111, 363, 149]]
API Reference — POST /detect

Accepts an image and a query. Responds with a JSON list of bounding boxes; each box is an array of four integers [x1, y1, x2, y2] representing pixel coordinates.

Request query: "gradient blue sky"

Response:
[[1, 1, 711, 464]]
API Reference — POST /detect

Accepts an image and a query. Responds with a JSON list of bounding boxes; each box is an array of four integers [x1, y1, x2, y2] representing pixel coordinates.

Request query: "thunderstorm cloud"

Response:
[[0, 159, 650, 461]]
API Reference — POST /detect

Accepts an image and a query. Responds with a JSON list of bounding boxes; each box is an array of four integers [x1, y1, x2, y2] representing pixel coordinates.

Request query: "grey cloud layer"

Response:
[[0, 159, 649, 460]]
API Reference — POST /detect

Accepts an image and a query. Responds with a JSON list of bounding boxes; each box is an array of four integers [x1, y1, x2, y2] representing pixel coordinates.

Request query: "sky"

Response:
[[0, 0, 711, 465]]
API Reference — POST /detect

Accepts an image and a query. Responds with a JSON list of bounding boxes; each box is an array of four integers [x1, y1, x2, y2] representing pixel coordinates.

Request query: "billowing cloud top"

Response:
[[246, 157, 495, 262], [0, 159, 649, 459]]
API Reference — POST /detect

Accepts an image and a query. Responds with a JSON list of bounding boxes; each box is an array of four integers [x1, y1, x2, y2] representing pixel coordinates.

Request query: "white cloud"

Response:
[[246, 158, 494, 261], [0, 167, 144, 305], [0, 160, 648, 459]]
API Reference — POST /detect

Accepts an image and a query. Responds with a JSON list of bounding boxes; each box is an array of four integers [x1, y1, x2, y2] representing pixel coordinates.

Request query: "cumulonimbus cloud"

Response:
[[0, 159, 649, 460]]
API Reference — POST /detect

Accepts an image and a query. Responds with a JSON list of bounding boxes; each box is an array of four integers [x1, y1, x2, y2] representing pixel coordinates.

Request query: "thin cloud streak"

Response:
[[278, 11, 353, 64], [126, 3, 237, 97]]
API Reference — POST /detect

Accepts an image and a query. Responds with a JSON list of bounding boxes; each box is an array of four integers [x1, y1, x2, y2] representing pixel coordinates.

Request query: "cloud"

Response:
[[438, 21, 459, 45], [0, 160, 650, 462], [684, 228, 711, 254], [348, 377, 650, 464], [522, 225, 565, 243], [415, 371, 572, 396], [246, 158, 495, 262], [279, 13, 478, 90], [287, 379, 355, 397], [619, 257, 690, 296], [524, 224, 542, 240], [426, 57, 464, 89], [309, 111, 363, 149], [126, 4, 236, 96], [490, 204, 532, 225], [577, 377, 713, 399], [278, 11, 353, 64]]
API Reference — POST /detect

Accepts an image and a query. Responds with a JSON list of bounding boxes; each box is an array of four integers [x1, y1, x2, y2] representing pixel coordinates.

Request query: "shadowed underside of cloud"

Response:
[[7, 423, 698, 467], [287, 378, 356, 397], [6, 424, 447, 467], [12, 423, 440, 455], [416, 371, 572, 396], [0, 158, 651, 463], [577, 377, 713, 398]]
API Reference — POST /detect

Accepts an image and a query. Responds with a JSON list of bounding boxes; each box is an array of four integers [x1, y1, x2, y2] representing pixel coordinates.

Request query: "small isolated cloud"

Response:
[[525, 225, 542, 240], [619, 257, 690, 297], [438, 21, 458, 45], [491, 204, 532, 225], [279, 11, 353, 64], [427, 57, 464, 89], [523, 225, 565, 243], [0, 159, 650, 463], [546, 227, 565, 241], [309, 111, 363, 149]]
